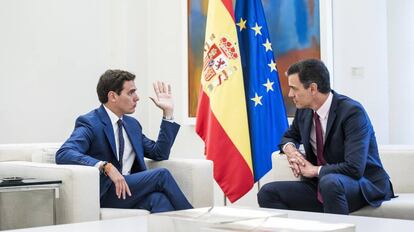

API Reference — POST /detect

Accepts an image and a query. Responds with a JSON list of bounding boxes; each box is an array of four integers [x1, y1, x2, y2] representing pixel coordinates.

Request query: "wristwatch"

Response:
[[162, 115, 174, 121], [101, 161, 108, 174]]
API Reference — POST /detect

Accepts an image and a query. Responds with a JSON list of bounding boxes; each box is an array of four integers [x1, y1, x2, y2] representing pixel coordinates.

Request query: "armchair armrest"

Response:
[[0, 161, 100, 224], [145, 158, 213, 208], [261, 154, 299, 186]]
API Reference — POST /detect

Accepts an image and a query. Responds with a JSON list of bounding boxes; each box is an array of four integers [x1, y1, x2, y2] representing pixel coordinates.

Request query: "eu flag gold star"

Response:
[[268, 60, 277, 72], [263, 78, 274, 92], [251, 93, 263, 106], [262, 39, 272, 52], [236, 18, 247, 32], [251, 23, 262, 36]]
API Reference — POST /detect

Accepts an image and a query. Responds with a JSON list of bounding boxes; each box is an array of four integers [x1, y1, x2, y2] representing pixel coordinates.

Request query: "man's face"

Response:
[[287, 73, 313, 109], [113, 80, 139, 115]]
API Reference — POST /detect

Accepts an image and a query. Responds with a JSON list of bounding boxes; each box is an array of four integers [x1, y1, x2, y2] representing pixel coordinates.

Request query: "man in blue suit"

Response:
[[258, 59, 394, 214], [56, 69, 192, 213]]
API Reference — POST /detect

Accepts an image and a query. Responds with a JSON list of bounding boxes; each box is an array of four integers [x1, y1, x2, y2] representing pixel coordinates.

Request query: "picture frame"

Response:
[[185, 0, 333, 123]]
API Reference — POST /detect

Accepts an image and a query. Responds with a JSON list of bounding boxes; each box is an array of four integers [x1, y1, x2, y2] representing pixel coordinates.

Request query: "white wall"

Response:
[[146, 0, 205, 159], [331, 0, 389, 144], [0, 0, 205, 157], [0, 0, 149, 143], [1, 0, 410, 150], [387, 0, 414, 144]]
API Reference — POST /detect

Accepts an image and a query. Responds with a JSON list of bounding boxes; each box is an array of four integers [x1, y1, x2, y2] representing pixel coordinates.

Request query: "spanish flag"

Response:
[[196, 0, 253, 202]]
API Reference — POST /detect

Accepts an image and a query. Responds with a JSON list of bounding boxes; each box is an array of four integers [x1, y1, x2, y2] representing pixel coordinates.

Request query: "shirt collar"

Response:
[[103, 104, 123, 127], [316, 92, 333, 120]]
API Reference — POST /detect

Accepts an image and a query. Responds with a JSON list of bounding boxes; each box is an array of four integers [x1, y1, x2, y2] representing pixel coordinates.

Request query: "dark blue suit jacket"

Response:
[[280, 91, 393, 206], [56, 105, 180, 198]]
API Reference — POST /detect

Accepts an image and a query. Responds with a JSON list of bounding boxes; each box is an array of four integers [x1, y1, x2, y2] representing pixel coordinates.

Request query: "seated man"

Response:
[[258, 59, 394, 214], [56, 69, 193, 213]]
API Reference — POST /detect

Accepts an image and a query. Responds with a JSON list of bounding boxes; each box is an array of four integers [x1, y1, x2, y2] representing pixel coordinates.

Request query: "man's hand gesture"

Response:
[[284, 144, 306, 177], [283, 144, 319, 178], [150, 81, 174, 119], [105, 165, 132, 199]]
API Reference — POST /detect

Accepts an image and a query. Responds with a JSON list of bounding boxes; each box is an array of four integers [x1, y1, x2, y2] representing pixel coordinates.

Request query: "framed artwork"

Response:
[[188, 0, 330, 118]]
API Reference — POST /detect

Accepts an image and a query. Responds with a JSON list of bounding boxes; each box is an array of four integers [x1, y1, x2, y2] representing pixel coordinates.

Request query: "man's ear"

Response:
[[310, 83, 318, 95], [108, 91, 117, 102]]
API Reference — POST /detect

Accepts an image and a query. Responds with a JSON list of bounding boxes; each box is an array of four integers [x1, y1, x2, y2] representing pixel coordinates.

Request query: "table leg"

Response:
[[53, 187, 60, 225]]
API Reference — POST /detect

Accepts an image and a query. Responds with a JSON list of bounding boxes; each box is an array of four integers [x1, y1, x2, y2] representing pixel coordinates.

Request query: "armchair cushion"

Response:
[[31, 145, 61, 164], [145, 158, 214, 208], [351, 193, 414, 220]]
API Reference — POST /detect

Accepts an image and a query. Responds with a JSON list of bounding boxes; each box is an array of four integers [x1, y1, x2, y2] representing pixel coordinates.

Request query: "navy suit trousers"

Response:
[[101, 168, 193, 213], [258, 174, 371, 214]]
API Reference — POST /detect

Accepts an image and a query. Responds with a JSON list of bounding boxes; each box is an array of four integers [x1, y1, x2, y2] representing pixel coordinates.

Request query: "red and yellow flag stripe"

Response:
[[196, 0, 253, 202]]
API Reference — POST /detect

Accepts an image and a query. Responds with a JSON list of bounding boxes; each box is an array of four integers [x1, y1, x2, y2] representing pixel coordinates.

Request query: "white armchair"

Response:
[[0, 143, 213, 230], [262, 145, 414, 220]]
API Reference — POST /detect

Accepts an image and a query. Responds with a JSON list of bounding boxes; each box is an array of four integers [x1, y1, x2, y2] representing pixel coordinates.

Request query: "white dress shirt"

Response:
[[311, 92, 333, 175], [283, 92, 333, 175], [310, 92, 333, 157], [103, 105, 135, 175]]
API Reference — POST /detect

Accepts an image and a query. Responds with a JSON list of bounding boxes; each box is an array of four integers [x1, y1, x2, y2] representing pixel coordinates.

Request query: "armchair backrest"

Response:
[[0, 143, 62, 163], [378, 145, 414, 193]]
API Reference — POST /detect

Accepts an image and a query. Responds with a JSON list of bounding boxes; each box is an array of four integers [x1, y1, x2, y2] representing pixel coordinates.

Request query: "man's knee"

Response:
[[257, 183, 276, 207], [147, 192, 174, 213], [147, 192, 168, 202], [319, 174, 345, 194], [153, 167, 171, 177]]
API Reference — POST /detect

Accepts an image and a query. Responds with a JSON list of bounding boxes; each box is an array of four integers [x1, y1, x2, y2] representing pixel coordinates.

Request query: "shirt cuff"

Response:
[[317, 166, 322, 176], [282, 142, 296, 153], [162, 116, 175, 123], [95, 161, 103, 169]]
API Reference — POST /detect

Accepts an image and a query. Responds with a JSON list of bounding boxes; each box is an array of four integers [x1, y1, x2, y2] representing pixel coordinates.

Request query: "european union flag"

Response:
[[235, 0, 289, 182]]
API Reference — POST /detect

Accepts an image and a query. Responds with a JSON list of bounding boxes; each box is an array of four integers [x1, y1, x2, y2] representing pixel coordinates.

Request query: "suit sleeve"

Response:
[[319, 106, 370, 179], [278, 110, 302, 152], [142, 120, 180, 161], [55, 116, 100, 166]]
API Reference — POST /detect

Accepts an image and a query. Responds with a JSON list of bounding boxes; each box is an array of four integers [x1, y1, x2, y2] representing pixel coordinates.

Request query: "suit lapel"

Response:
[[97, 105, 117, 158], [325, 91, 338, 147], [122, 118, 144, 162], [302, 110, 313, 157]]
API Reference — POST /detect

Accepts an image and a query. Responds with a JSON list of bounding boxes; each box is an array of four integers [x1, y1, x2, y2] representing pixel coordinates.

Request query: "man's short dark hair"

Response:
[[97, 69, 136, 103], [287, 59, 331, 93]]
